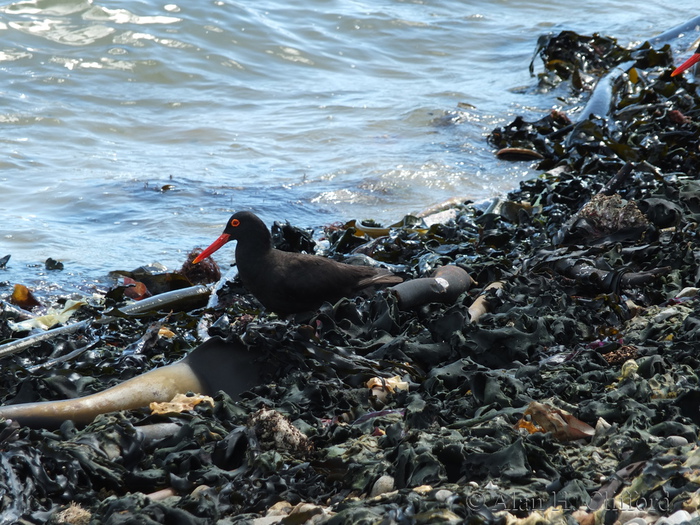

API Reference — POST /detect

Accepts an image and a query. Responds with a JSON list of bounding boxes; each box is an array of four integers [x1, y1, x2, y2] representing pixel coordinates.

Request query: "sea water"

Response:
[[1, 0, 698, 296]]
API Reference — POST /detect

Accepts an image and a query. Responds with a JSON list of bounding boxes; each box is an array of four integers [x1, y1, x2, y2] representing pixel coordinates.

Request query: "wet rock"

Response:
[[248, 408, 313, 455]]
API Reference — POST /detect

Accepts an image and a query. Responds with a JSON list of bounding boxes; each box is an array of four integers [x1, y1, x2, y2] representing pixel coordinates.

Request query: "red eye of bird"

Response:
[[231, 218, 240, 227]]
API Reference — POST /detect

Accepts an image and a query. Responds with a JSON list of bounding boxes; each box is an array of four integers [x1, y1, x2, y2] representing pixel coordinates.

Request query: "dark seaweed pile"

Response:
[[2, 31, 700, 524]]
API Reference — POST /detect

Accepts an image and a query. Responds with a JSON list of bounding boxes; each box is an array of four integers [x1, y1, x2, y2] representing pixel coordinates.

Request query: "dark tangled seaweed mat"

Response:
[[2, 29, 700, 524]]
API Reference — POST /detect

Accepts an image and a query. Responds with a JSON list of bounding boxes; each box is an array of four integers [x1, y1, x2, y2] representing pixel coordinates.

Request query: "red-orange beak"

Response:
[[672, 52, 700, 77], [192, 233, 231, 264]]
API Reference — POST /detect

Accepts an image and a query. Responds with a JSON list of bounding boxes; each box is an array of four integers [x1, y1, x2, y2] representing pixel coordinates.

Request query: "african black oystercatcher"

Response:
[[193, 211, 402, 314]]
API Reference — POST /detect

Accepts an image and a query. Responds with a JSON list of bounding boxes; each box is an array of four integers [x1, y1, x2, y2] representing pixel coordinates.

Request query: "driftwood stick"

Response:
[[599, 161, 635, 196]]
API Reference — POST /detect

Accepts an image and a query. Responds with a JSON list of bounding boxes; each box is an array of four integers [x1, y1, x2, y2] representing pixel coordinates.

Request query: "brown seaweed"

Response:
[[2, 25, 700, 525]]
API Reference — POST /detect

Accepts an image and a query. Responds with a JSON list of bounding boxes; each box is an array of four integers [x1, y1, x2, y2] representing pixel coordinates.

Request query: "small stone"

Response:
[[663, 435, 689, 447], [620, 516, 648, 525], [595, 418, 612, 433], [435, 489, 454, 502], [370, 475, 395, 497], [677, 287, 699, 298], [657, 510, 693, 525]]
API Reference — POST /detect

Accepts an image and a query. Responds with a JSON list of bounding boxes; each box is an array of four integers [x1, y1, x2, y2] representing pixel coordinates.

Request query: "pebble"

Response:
[[370, 475, 395, 497], [663, 435, 689, 447], [656, 510, 693, 525], [435, 489, 454, 502], [595, 417, 612, 433], [621, 518, 647, 525], [676, 287, 699, 298]]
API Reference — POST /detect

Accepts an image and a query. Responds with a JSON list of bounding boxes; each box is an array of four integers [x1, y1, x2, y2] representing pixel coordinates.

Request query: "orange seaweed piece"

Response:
[[521, 401, 595, 441], [123, 277, 152, 300], [9, 284, 42, 310], [514, 418, 542, 434]]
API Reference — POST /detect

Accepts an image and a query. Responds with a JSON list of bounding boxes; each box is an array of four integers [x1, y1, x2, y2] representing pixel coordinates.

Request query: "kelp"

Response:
[[1, 28, 700, 525]]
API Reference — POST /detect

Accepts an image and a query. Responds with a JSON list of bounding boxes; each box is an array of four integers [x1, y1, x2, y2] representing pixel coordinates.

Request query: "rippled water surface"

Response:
[[1, 0, 699, 294]]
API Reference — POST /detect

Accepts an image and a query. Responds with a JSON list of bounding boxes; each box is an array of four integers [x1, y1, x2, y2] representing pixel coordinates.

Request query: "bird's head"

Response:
[[192, 211, 268, 264]]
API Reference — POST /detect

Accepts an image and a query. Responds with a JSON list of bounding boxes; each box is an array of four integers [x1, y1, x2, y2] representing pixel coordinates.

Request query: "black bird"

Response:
[[193, 211, 402, 314]]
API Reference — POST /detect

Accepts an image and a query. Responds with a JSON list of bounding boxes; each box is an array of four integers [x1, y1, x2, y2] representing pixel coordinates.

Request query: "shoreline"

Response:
[[1, 29, 700, 524]]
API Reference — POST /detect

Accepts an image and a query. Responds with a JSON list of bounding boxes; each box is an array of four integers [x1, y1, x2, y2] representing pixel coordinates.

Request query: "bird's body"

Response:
[[193, 211, 402, 314]]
